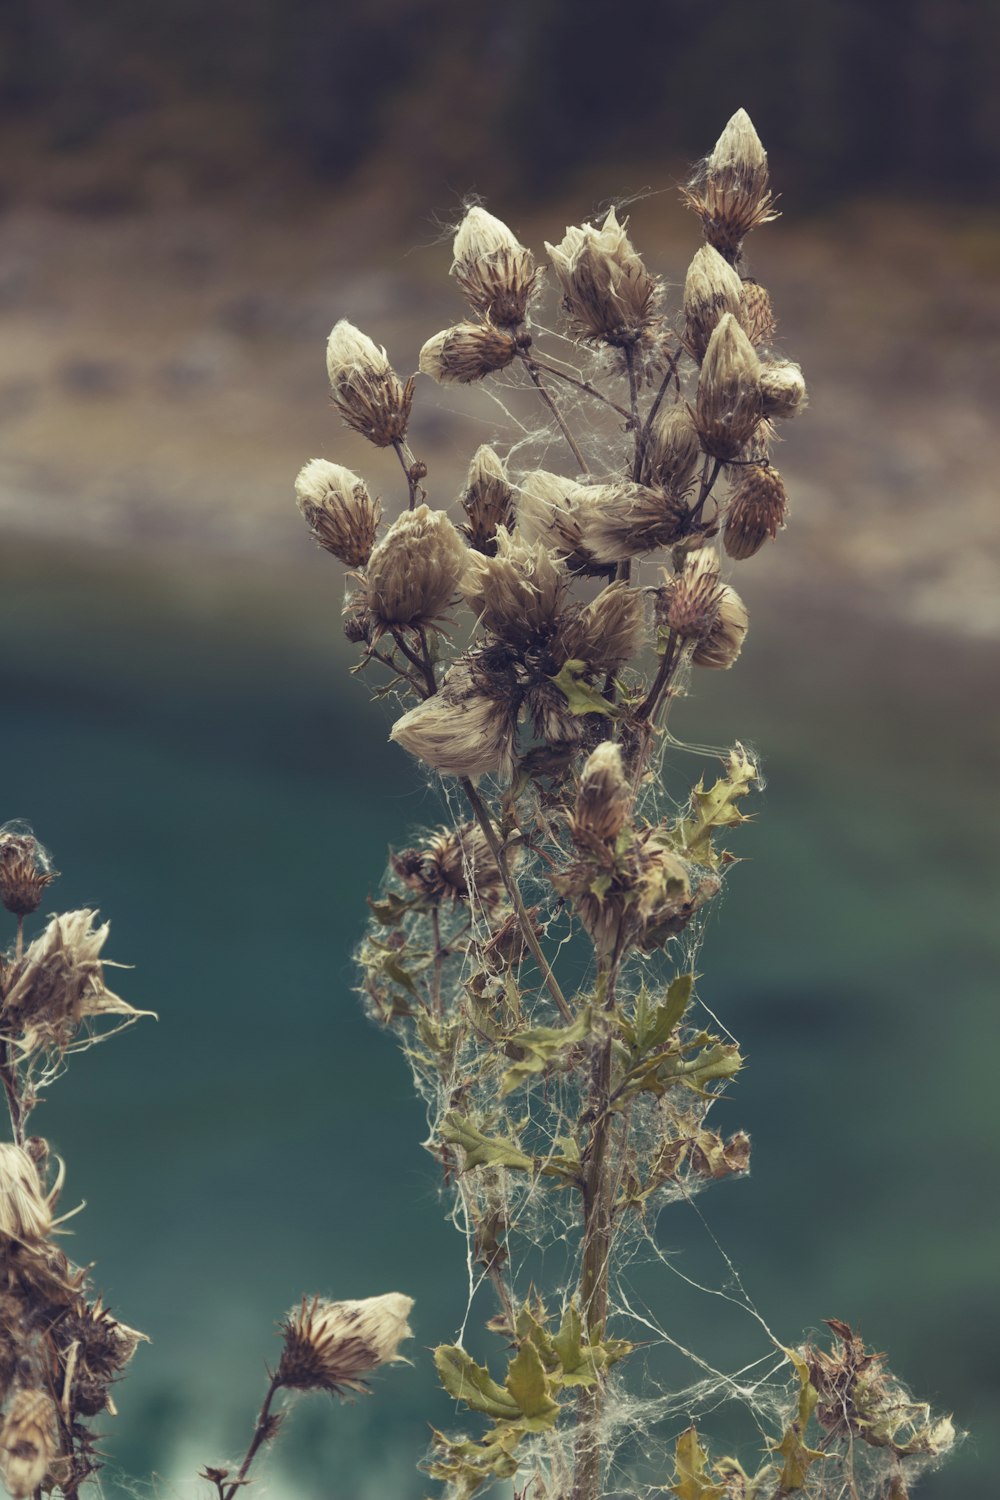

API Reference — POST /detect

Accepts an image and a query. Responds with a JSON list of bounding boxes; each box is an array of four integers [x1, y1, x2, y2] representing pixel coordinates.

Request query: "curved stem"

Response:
[[221, 1375, 283, 1500], [528, 358, 632, 422], [516, 352, 590, 474], [392, 439, 424, 511]]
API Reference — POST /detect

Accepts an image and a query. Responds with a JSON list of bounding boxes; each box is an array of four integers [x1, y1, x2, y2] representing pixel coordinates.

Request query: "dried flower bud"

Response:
[[526, 682, 587, 749], [664, 549, 724, 639], [326, 321, 413, 447], [460, 446, 515, 555], [390, 655, 516, 780], [572, 743, 631, 846], [642, 407, 702, 495], [684, 245, 744, 363], [740, 279, 776, 344], [683, 109, 777, 259], [392, 823, 503, 908], [61, 1297, 147, 1415], [419, 322, 517, 385], [516, 471, 598, 573], [278, 1292, 413, 1397], [0, 1143, 53, 1242], [545, 208, 658, 346], [463, 528, 565, 648], [0, 827, 58, 919], [556, 582, 645, 673], [759, 360, 807, 418], [692, 585, 748, 669], [452, 207, 539, 327], [574, 482, 688, 564], [364, 506, 467, 629], [2, 910, 151, 1057], [723, 465, 788, 560], [0, 1391, 58, 1498], [695, 313, 762, 460], [295, 459, 381, 567]]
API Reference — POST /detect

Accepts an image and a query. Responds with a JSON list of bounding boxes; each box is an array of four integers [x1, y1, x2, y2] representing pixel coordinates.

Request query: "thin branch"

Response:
[[391, 438, 425, 511], [516, 352, 590, 474], [528, 358, 632, 422], [221, 1374, 283, 1500]]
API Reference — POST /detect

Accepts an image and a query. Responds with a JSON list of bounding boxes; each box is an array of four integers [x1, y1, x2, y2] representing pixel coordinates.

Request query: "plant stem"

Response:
[[460, 778, 573, 1024], [517, 352, 590, 474], [528, 358, 632, 422], [392, 438, 424, 510], [0, 1042, 27, 1147], [625, 346, 642, 484], [687, 456, 723, 527], [636, 348, 682, 469], [221, 1375, 282, 1500]]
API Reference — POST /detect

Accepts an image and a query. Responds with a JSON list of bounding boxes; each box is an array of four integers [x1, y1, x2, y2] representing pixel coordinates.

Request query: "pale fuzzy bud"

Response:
[[574, 482, 688, 564], [556, 582, 646, 673], [695, 313, 763, 460], [740, 279, 776, 344], [683, 109, 777, 259], [463, 527, 565, 648], [664, 549, 724, 639], [684, 245, 745, 363], [364, 506, 467, 628], [460, 446, 515, 555], [326, 320, 413, 447], [642, 407, 702, 495], [544, 208, 658, 346], [723, 465, 788, 560], [278, 1292, 414, 1396], [759, 360, 807, 418], [0, 826, 57, 918], [3, 910, 151, 1057], [452, 207, 539, 327], [692, 585, 749, 669], [0, 1144, 52, 1242], [573, 743, 631, 845], [390, 656, 516, 780], [0, 1390, 58, 1498], [419, 322, 517, 385], [516, 471, 601, 574], [527, 682, 588, 749], [295, 459, 381, 567]]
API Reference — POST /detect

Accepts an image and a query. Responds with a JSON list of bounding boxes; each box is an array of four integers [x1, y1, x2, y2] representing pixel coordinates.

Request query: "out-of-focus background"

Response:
[[0, 4, 997, 1497]]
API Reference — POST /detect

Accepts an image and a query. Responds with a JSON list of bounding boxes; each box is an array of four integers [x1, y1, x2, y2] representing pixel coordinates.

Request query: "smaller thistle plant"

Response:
[[0, 823, 414, 1499], [294, 110, 957, 1500]]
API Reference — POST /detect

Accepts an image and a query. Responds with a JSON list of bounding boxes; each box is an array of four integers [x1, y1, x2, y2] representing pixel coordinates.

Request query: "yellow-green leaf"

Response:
[[549, 659, 618, 717], [670, 1426, 727, 1500], [505, 1340, 561, 1426], [439, 1113, 534, 1173], [434, 1345, 521, 1420]]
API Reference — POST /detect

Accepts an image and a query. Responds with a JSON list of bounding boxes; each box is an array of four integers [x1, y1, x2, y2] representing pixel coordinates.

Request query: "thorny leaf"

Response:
[[548, 659, 619, 718], [674, 744, 758, 867], [504, 1340, 561, 1427], [514, 1302, 559, 1371], [500, 1007, 593, 1095], [670, 1426, 727, 1500], [623, 974, 694, 1056], [769, 1347, 825, 1493], [439, 1113, 535, 1173], [426, 1424, 522, 1500], [434, 1345, 521, 1420], [551, 1301, 633, 1388], [366, 890, 414, 926]]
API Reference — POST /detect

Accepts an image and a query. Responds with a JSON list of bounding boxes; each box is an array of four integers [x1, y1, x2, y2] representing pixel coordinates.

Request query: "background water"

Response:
[[0, 537, 994, 1499]]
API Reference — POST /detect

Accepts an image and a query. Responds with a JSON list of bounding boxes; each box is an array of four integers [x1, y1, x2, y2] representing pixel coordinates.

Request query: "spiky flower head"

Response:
[[683, 108, 777, 260], [326, 321, 413, 447], [463, 527, 565, 648], [740, 279, 776, 345], [695, 313, 763, 460], [364, 506, 467, 630], [545, 209, 658, 346], [390, 655, 517, 780], [2, 910, 151, 1058], [451, 207, 539, 327], [516, 471, 599, 574], [572, 743, 631, 847], [0, 1391, 58, 1498], [642, 407, 702, 496], [723, 465, 788, 560], [663, 548, 724, 640], [692, 585, 749, 670], [419, 322, 517, 385], [684, 245, 745, 363], [392, 822, 503, 908], [294, 459, 381, 567], [278, 1293, 414, 1397], [0, 826, 58, 920], [60, 1297, 147, 1416], [760, 360, 807, 418], [459, 446, 515, 556], [555, 582, 646, 674], [574, 482, 689, 564]]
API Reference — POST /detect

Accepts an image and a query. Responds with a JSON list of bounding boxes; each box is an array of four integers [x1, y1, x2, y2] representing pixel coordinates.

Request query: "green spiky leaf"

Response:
[[434, 1346, 521, 1419], [549, 659, 618, 717]]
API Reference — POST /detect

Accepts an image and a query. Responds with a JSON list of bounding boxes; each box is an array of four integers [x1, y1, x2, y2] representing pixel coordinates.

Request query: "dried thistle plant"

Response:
[[0, 822, 413, 1500], [294, 109, 957, 1500]]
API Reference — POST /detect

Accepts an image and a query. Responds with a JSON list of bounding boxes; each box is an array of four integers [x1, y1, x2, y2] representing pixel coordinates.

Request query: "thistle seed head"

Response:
[[683, 245, 745, 363], [294, 459, 381, 567], [574, 481, 689, 564], [555, 582, 646, 673], [278, 1292, 414, 1397], [544, 208, 659, 346], [516, 470, 600, 574], [0, 827, 58, 919], [695, 313, 763, 460], [572, 743, 631, 846], [463, 527, 565, 649], [663, 548, 725, 639], [326, 320, 413, 447], [759, 359, 807, 418], [642, 407, 702, 495], [364, 506, 467, 629], [692, 584, 749, 669], [390, 655, 517, 780], [0, 1143, 53, 1243], [392, 823, 503, 908], [683, 109, 777, 260], [0, 1390, 58, 1498], [740, 278, 776, 345], [459, 446, 516, 556], [723, 464, 788, 560], [60, 1297, 147, 1416], [419, 322, 518, 385], [451, 207, 539, 327]]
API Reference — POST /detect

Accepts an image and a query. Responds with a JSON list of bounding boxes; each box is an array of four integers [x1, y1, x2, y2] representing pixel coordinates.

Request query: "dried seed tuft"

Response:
[[295, 459, 381, 567], [326, 321, 413, 447], [278, 1293, 413, 1397], [419, 322, 518, 385]]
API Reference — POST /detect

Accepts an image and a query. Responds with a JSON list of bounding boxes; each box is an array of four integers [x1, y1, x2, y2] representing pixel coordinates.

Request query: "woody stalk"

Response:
[[296, 112, 955, 1500]]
